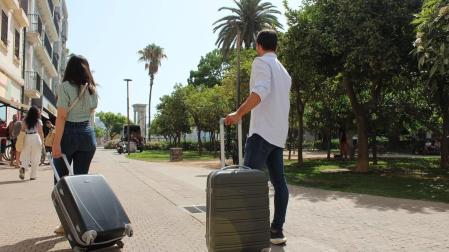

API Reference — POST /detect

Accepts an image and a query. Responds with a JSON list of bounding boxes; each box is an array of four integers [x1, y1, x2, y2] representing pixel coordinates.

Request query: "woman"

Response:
[[40, 120, 55, 165], [339, 126, 349, 160], [52, 55, 98, 235], [19, 106, 44, 180]]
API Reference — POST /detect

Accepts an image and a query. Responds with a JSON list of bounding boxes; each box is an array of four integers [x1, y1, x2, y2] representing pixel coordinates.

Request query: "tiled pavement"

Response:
[[0, 149, 448, 252]]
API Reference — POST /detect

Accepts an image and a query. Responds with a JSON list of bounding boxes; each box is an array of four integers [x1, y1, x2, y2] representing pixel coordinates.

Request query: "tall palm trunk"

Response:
[[148, 75, 154, 142]]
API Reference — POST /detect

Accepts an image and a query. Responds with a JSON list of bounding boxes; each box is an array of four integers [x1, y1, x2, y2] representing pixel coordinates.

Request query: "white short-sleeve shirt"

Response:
[[249, 52, 292, 148]]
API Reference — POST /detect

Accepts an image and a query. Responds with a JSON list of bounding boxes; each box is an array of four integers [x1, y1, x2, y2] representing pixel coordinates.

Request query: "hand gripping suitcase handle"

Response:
[[219, 118, 243, 168], [49, 153, 74, 182]]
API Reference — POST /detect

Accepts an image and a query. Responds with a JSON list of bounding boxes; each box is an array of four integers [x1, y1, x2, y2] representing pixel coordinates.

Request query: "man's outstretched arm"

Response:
[[224, 92, 261, 125]]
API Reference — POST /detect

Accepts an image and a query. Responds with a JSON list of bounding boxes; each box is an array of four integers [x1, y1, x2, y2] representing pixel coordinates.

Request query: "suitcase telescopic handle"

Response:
[[49, 153, 74, 182], [221, 165, 252, 170], [220, 118, 243, 168]]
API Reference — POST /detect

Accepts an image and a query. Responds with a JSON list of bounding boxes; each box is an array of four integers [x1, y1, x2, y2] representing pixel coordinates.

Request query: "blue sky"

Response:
[[66, 0, 302, 117]]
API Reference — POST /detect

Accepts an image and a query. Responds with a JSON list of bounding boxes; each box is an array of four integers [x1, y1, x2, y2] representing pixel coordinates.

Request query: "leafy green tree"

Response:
[[213, 0, 283, 53], [138, 43, 167, 141], [304, 77, 353, 159], [94, 126, 106, 138], [185, 84, 234, 154], [414, 0, 449, 169], [280, 3, 326, 165], [188, 50, 228, 87], [97, 112, 128, 139], [155, 85, 191, 146], [311, 0, 420, 172]]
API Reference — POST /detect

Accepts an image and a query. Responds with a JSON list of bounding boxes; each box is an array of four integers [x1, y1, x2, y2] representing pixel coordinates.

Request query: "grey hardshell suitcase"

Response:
[[206, 119, 271, 252], [50, 155, 133, 252]]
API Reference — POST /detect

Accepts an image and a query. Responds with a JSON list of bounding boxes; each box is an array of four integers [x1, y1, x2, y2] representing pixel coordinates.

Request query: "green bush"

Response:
[[144, 141, 170, 151], [104, 139, 120, 149], [143, 141, 220, 152], [181, 141, 196, 151], [203, 141, 220, 152]]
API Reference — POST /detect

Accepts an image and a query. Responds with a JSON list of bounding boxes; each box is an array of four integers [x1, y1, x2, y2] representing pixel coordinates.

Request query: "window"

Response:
[[14, 30, 20, 58], [1, 11, 8, 46]]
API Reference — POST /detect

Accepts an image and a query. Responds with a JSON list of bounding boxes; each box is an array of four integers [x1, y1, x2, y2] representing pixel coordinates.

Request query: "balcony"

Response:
[[43, 80, 57, 107], [13, 8, 29, 28], [1, 0, 20, 10], [52, 52, 59, 71], [26, 14, 42, 45], [36, 0, 58, 41], [31, 30, 57, 77], [24, 71, 42, 99], [53, 14, 59, 35]]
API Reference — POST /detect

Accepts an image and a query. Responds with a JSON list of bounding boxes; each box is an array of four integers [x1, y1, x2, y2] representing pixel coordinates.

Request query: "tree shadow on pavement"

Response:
[[0, 235, 66, 252], [0, 180, 26, 185], [287, 185, 449, 214]]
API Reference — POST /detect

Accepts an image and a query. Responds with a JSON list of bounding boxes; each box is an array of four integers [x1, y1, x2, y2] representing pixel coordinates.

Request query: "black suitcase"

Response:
[[206, 119, 270, 252], [51, 155, 133, 252]]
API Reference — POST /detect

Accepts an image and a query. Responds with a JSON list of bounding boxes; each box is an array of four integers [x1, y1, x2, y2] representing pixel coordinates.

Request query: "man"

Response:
[[225, 30, 291, 245], [8, 114, 22, 166], [0, 120, 7, 162]]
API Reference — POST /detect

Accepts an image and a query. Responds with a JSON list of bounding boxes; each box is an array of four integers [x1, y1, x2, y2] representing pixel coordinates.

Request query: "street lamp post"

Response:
[[124, 79, 132, 156]]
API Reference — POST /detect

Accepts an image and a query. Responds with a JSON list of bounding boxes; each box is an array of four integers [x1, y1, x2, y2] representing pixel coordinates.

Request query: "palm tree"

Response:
[[213, 0, 283, 54], [138, 43, 167, 142], [213, 1, 282, 164]]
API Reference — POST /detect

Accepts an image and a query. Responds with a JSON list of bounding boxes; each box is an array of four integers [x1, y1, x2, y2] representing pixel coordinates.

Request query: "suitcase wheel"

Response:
[[116, 240, 124, 248], [125, 224, 133, 237], [73, 246, 87, 252], [81, 230, 97, 245]]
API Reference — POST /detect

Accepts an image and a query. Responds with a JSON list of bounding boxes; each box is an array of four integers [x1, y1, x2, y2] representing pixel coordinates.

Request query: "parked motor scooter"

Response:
[[116, 141, 127, 154]]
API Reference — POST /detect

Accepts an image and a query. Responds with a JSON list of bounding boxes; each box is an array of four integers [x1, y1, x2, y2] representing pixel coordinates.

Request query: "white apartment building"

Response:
[[0, 0, 30, 122], [0, 0, 67, 123], [24, 0, 68, 121]]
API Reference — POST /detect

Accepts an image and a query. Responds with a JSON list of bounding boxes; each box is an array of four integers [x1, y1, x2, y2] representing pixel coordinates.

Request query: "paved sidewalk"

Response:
[[1, 149, 449, 251]]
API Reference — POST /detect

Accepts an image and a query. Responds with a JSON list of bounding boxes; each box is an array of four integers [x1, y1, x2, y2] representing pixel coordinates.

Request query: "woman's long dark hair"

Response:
[[63, 55, 96, 95], [25, 106, 40, 129]]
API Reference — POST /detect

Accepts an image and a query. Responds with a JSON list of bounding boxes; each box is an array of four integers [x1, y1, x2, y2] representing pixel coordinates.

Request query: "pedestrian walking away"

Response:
[[52, 55, 99, 235], [42, 120, 55, 165], [8, 114, 22, 167], [18, 106, 44, 180], [0, 119, 8, 162], [225, 30, 292, 245]]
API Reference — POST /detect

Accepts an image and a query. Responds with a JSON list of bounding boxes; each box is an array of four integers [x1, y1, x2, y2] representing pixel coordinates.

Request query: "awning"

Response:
[[0, 96, 30, 111]]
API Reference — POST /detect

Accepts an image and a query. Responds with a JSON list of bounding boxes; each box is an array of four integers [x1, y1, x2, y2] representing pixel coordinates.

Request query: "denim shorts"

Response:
[[53, 121, 96, 182]]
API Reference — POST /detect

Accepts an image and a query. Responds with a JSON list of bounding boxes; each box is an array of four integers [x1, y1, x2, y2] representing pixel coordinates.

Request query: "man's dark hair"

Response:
[[256, 30, 278, 51]]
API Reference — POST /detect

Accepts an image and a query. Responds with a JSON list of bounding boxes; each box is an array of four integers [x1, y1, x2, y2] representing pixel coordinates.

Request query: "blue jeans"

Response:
[[53, 121, 96, 183], [244, 134, 289, 231]]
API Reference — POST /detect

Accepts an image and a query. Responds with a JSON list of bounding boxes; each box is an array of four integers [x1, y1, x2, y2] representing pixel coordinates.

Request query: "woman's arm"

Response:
[[52, 108, 68, 158], [38, 122, 44, 143]]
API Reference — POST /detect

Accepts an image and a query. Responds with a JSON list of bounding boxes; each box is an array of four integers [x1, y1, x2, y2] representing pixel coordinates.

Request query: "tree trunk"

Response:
[[327, 129, 332, 160], [372, 133, 378, 165], [197, 126, 203, 155], [295, 80, 305, 166], [148, 75, 154, 142], [298, 110, 304, 166], [441, 106, 449, 169], [342, 76, 369, 172]]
